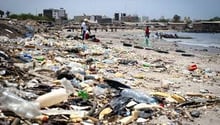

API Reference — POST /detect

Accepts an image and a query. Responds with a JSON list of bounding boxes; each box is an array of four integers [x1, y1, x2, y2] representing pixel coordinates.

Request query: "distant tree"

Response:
[[0, 10, 4, 18], [209, 16, 220, 21], [9, 14, 18, 19], [158, 16, 166, 22], [184, 16, 192, 24], [151, 18, 158, 22], [158, 18, 169, 22], [173, 14, 181, 22], [160, 16, 165, 20], [38, 13, 43, 17], [9, 13, 53, 21], [6, 11, 10, 18]]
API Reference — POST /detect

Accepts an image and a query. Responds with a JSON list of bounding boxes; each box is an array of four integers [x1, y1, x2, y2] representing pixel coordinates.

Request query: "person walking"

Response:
[[145, 26, 150, 47], [145, 26, 150, 38]]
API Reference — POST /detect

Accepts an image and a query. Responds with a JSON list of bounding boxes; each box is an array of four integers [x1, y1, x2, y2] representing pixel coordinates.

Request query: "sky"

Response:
[[0, 0, 220, 20]]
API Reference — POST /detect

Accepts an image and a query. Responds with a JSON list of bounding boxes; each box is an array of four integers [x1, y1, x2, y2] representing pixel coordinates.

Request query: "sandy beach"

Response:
[[0, 27, 220, 124], [95, 29, 220, 91], [1, 0, 220, 123], [88, 29, 220, 124]]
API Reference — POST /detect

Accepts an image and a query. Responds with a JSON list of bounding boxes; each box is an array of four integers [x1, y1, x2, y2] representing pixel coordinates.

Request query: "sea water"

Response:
[[121, 30, 220, 49], [162, 32, 220, 48]]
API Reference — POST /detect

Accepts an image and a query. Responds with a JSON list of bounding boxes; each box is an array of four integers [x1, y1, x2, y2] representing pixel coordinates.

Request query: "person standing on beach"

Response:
[[145, 26, 150, 46], [81, 19, 88, 40], [145, 26, 150, 38]]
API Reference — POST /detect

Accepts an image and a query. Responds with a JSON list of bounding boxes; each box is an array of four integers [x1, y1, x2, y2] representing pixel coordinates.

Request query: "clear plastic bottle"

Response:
[[6, 87, 38, 99], [93, 86, 108, 96], [104, 49, 110, 59], [70, 78, 81, 89], [121, 89, 157, 104], [0, 89, 41, 119], [60, 78, 74, 95]]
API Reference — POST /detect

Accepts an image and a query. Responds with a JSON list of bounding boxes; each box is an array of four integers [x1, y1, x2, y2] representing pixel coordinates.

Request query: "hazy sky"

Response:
[[0, 0, 219, 20]]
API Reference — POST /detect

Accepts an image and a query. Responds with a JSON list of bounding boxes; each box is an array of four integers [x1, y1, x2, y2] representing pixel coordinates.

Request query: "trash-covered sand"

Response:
[[0, 21, 220, 125]]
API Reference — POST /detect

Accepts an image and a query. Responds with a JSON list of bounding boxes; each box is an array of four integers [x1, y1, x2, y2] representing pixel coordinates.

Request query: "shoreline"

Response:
[[93, 29, 220, 55], [153, 38, 220, 55], [117, 29, 220, 55]]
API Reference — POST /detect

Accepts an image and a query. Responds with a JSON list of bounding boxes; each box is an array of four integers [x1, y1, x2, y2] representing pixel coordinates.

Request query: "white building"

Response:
[[43, 8, 67, 20]]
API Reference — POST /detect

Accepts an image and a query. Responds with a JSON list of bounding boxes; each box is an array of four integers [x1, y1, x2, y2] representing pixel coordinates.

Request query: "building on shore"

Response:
[[74, 15, 91, 22], [167, 22, 187, 31], [145, 22, 168, 30], [43, 8, 67, 24], [97, 17, 112, 25], [114, 13, 120, 21], [141, 16, 149, 22], [121, 15, 140, 22], [74, 15, 111, 25], [192, 21, 220, 32], [90, 15, 102, 22]]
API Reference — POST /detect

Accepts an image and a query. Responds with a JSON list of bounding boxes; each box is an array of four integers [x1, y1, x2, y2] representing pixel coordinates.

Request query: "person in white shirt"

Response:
[[81, 19, 88, 40]]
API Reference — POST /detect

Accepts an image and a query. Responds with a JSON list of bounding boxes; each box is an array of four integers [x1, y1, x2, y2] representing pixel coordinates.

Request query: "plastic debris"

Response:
[[188, 64, 197, 71], [99, 107, 112, 120], [0, 19, 219, 124], [35, 88, 69, 108], [0, 89, 41, 119], [121, 89, 157, 104], [78, 90, 89, 100]]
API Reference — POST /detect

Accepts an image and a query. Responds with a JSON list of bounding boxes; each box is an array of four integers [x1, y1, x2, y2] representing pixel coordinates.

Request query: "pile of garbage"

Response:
[[0, 20, 46, 39], [0, 27, 220, 125], [0, 22, 25, 38]]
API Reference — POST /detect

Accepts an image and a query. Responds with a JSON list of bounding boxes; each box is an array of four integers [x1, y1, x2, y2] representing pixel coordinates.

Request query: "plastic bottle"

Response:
[[19, 53, 32, 62], [121, 89, 157, 104], [60, 78, 74, 95], [93, 86, 108, 96], [35, 88, 69, 108], [104, 49, 110, 59], [68, 62, 85, 74], [6, 87, 38, 99], [0, 89, 41, 119], [70, 78, 81, 89]]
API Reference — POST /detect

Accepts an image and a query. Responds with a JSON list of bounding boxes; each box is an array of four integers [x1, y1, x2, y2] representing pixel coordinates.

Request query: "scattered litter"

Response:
[[0, 20, 219, 124]]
